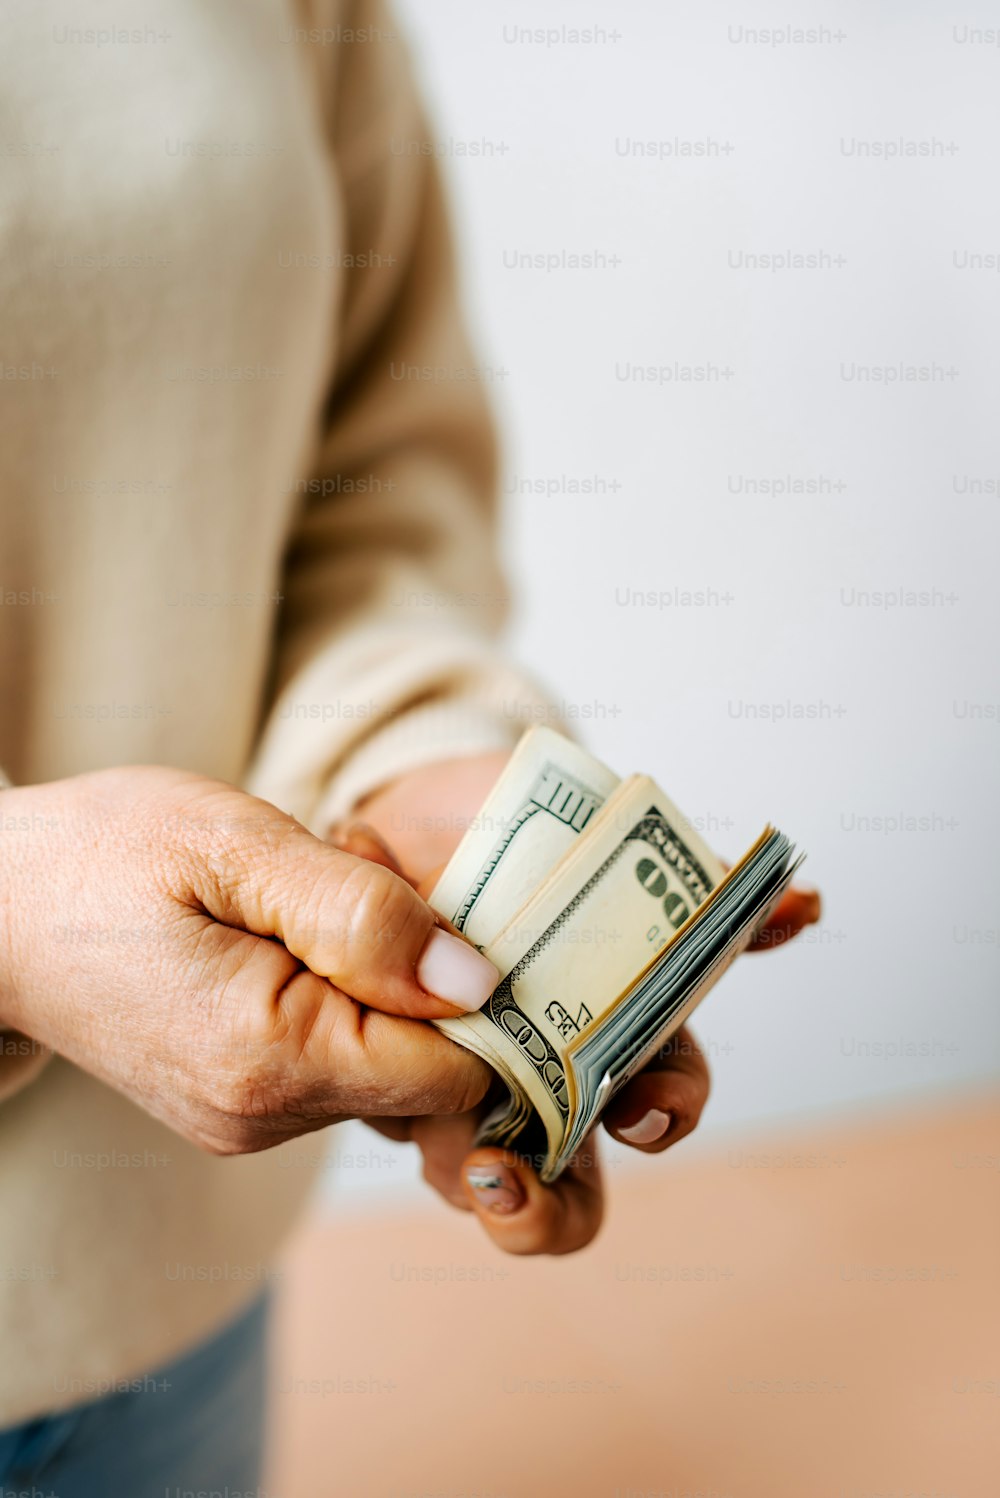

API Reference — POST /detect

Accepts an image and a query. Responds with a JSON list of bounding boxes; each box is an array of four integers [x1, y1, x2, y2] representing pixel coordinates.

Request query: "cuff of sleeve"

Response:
[[310, 697, 525, 834], [0, 770, 56, 1102], [244, 623, 558, 835]]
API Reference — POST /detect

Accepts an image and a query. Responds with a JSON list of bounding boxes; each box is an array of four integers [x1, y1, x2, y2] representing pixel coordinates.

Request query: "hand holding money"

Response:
[[428, 728, 808, 1182], [347, 733, 818, 1253]]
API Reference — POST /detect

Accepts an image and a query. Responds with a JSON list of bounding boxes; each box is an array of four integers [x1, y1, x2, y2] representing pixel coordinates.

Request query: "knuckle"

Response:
[[432, 1058, 492, 1117], [204, 1066, 282, 1144], [333, 859, 427, 969], [160, 779, 294, 908]]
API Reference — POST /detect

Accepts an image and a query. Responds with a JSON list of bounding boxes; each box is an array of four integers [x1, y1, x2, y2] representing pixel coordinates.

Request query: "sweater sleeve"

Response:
[[242, 0, 551, 833], [0, 767, 55, 1103]]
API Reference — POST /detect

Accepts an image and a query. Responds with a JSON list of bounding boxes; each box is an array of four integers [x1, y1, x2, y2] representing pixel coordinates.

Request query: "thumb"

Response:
[[187, 798, 499, 1020]]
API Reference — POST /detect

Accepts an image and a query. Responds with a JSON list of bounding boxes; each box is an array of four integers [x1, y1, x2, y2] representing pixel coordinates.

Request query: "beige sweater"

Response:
[[0, 0, 545, 1425]]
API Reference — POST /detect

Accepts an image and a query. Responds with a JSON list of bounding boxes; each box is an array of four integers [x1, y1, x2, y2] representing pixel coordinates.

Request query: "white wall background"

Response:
[[327, 0, 1000, 1210]]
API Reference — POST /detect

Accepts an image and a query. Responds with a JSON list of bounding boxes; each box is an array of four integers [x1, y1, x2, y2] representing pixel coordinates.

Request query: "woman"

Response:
[[0, 2, 817, 1492]]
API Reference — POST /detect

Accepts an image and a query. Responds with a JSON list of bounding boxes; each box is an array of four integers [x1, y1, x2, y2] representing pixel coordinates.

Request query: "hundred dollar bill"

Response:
[[429, 725, 619, 949], [427, 728, 619, 1086], [437, 772, 726, 1170], [430, 729, 802, 1180]]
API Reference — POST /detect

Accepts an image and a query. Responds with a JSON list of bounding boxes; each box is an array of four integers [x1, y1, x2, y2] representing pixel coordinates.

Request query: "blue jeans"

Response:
[[0, 1292, 269, 1498]]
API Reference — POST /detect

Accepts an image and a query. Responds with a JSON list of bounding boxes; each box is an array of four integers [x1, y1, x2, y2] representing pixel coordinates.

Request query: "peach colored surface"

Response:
[[268, 1093, 999, 1498]]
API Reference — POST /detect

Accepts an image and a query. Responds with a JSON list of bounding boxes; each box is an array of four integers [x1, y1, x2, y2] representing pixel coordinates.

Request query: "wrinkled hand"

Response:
[[0, 767, 498, 1153], [335, 755, 821, 1255]]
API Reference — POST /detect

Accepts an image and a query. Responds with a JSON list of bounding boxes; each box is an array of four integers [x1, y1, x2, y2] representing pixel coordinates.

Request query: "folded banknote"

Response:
[[430, 727, 803, 1181]]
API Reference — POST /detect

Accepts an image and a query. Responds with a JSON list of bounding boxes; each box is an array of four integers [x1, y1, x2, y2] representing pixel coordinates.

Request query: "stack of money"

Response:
[[430, 728, 802, 1181]]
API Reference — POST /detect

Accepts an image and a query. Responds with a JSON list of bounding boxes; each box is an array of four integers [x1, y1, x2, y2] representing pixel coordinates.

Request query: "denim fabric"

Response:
[[0, 1291, 270, 1498]]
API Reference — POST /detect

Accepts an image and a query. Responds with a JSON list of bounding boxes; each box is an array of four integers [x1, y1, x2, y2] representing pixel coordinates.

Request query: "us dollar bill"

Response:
[[429, 725, 619, 949], [435, 770, 725, 1170], [430, 729, 801, 1180]]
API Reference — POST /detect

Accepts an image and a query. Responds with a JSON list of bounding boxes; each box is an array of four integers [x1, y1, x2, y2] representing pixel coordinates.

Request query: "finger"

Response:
[[409, 1112, 483, 1210], [747, 883, 821, 952], [364, 1084, 514, 1212], [360, 1113, 482, 1211], [460, 1141, 604, 1256], [338, 837, 464, 939], [180, 794, 499, 1020], [192, 918, 494, 1144], [602, 1024, 711, 1154], [416, 863, 447, 901], [327, 822, 409, 880], [299, 999, 493, 1121], [362, 1117, 413, 1145]]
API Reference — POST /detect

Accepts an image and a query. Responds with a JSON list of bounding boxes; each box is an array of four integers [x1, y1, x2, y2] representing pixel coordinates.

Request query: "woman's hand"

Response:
[[343, 752, 821, 1255], [366, 1022, 710, 1256], [0, 767, 498, 1153]]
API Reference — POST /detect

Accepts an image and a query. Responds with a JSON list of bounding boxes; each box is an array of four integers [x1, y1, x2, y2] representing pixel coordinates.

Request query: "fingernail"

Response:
[[465, 1165, 525, 1215], [617, 1108, 672, 1145], [416, 929, 499, 1012]]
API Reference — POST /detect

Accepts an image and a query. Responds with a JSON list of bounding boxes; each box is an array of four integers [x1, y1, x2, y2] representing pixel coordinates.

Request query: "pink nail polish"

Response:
[[617, 1108, 672, 1145], [416, 929, 499, 1012]]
